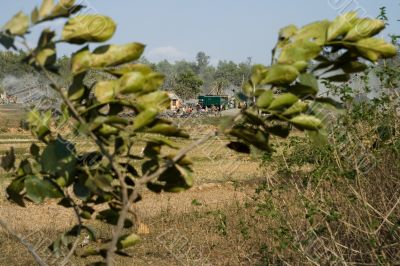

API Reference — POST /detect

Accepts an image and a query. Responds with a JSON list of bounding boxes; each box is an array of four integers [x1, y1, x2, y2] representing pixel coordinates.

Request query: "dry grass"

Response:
[[0, 113, 399, 265]]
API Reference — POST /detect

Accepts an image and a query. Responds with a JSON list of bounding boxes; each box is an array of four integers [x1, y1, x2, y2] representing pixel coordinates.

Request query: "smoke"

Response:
[[1, 74, 61, 109]]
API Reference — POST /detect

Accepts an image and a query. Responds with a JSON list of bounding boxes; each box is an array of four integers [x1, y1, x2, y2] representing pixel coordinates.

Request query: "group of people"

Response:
[[0, 93, 17, 104]]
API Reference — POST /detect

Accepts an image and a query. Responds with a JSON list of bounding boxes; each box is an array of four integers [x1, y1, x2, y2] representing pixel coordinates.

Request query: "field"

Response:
[[1, 106, 399, 265]]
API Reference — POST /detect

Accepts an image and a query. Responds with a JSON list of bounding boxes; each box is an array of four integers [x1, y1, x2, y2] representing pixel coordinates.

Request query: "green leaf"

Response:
[[267, 125, 290, 138], [26, 109, 52, 140], [68, 72, 86, 101], [299, 73, 318, 92], [226, 142, 251, 154], [25, 176, 63, 203], [96, 209, 133, 228], [2, 11, 30, 36], [293, 20, 330, 46], [333, 61, 367, 74], [145, 123, 189, 138], [106, 64, 153, 77], [354, 38, 397, 62], [268, 93, 298, 110], [31, 7, 39, 24], [40, 137, 77, 178], [1, 147, 15, 171], [261, 64, 299, 85], [344, 18, 385, 41], [117, 234, 140, 250], [6, 177, 26, 206], [91, 43, 145, 68], [282, 101, 309, 116], [94, 80, 120, 103], [35, 47, 56, 67], [132, 108, 158, 131], [135, 91, 170, 111], [327, 12, 358, 41], [278, 40, 322, 65], [0, 33, 16, 49], [119, 72, 146, 93], [73, 181, 90, 201], [38, 0, 54, 19], [30, 143, 40, 158], [279, 25, 298, 40], [290, 115, 323, 130], [62, 15, 116, 44], [256, 90, 274, 109]]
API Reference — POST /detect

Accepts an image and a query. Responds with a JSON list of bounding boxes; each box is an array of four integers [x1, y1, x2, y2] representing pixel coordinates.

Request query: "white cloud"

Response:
[[146, 46, 189, 62]]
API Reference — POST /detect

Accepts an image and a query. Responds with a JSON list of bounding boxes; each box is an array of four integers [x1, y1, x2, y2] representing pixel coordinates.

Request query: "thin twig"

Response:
[[0, 218, 47, 266], [105, 131, 217, 265], [60, 195, 83, 266]]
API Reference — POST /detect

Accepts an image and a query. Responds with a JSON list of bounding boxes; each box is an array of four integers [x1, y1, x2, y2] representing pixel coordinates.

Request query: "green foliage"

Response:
[[0, 1, 193, 263], [225, 13, 396, 153], [174, 70, 203, 99]]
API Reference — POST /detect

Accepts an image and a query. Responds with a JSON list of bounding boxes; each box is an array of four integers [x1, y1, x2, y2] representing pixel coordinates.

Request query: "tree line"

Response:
[[0, 50, 253, 102]]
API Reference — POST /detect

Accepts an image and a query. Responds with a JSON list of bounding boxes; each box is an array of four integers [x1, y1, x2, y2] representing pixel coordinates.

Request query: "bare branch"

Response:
[[0, 218, 48, 266]]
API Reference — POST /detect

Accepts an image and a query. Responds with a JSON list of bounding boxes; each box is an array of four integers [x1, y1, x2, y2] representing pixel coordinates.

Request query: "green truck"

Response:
[[198, 95, 229, 108]]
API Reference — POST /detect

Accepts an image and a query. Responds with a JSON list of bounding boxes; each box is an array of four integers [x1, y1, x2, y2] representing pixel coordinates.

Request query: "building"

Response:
[[167, 92, 183, 110]]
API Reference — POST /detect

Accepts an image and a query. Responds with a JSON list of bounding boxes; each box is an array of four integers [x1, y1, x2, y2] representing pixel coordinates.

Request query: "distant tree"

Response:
[[174, 70, 203, 99], [156, 60, 176, 90], [195, 51, 210, 74]]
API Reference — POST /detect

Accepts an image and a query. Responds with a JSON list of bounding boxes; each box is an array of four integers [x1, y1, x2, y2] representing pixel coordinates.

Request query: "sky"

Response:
[[0, 0, 399, 65]]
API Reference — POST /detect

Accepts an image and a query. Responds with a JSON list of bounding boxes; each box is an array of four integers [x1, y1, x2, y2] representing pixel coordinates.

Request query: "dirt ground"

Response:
[[0, 121, 269, 265]]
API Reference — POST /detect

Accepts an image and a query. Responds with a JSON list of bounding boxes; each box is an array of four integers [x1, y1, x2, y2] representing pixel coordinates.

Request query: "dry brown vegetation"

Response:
[[1, 113, 399, 265]]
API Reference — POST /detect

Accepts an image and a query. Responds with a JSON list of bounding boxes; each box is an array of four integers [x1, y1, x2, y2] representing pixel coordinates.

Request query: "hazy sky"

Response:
[[1, 1, 399, 65]]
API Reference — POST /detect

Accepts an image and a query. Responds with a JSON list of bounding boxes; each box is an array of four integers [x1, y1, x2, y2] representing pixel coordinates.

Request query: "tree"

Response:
[[174, 70, 203, 99], [195, 51, 210, 74]]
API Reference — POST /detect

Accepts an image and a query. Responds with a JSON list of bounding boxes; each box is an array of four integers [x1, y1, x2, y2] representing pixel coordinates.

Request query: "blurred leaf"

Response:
[[145, 123, 189, 138], [91, 43, 145, 67], [227, 142, 250, 154], [31, 7, 39, 24], [267, 125, 290, 138], [106, 64, 152, 77], [294, 20, 330, 45], [94, 80, 120, 103], [278, 40, 322, 64], [256, 90, 274, 108], [71, 46, 91, 74], [262, 64, 299, 85], [299, 73, 318, 92], [62, 15, 116, 44], [40, 137, 77, 178], [0, 33, 16, 49], [38, 0, 54, 19], [132, 108, 158, 131], [117, 234, 140, 250], [6, 177, 26, 207], [268, 93, 298, 110], [25, 176, 63, 203], [1, 147, 15, 171], [135, 91, 170, 111], [68, 72, 86, 101], [96, 209, 133, 228], [279, 25, 298, 40], [327, 12, 358, 41], [354, 38, 397, 62], [2, 11, 29, 36], [344, 18, 385, 41], [290, 115, 323, 130], [73, 181, 90, 201], [282, 101, 309, 116]]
